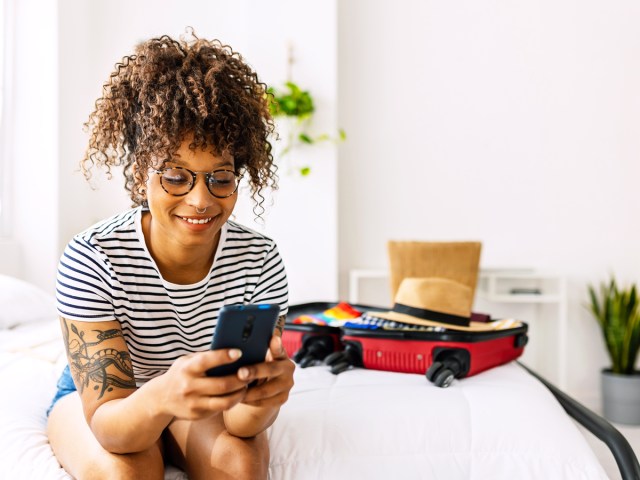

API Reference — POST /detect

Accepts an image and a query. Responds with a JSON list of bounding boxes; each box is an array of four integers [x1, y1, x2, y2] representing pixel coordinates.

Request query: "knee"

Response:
[[214, 432, 269, 480], [74, 447, 164, 480]]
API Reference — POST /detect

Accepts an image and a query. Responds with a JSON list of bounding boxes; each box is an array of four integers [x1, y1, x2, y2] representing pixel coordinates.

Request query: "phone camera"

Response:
[[242, 316, 255, 342]]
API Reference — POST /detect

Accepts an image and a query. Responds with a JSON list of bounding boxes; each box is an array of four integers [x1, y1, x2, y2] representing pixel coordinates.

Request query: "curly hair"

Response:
[[81, 31, 277, 217]]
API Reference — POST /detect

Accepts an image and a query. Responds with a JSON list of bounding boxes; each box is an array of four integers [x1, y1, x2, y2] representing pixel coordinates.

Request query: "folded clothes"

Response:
[[292, 302, 363, 327], [344, 314, 446, 332]]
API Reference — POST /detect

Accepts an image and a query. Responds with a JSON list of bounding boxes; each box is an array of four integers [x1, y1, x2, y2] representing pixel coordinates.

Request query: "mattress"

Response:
[[0, 317, 608, 479]]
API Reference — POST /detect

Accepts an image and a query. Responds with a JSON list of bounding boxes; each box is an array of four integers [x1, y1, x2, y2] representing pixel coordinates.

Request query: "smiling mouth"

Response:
[[179, 216, 213, 225]]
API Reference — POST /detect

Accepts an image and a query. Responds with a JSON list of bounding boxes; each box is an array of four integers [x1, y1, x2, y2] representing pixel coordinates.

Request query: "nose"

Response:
[[185, 173, 214, 212]]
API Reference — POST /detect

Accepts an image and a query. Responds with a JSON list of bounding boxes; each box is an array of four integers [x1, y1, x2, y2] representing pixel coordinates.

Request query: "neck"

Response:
[[141, 212, 220, 284]]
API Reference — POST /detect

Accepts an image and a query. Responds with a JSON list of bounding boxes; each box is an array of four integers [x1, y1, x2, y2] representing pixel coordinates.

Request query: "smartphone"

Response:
[[205, 303, 280, 377]]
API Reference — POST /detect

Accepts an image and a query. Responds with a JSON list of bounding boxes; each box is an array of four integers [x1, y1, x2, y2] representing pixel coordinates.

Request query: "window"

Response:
[[0, 0, 11, 237]]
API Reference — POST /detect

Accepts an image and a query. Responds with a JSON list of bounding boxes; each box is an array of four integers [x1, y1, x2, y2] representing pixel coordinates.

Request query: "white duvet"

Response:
[[0, 320, 608, 480]]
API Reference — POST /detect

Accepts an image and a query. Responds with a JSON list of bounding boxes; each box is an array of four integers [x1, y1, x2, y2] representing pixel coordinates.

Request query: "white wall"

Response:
[[5, 0, 640, 399], [1, 0, 58, 290], [56, 0, 338, 303], [338, 0, 640, 397]]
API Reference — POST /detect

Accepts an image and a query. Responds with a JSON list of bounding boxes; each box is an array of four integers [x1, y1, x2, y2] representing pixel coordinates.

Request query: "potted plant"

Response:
[[587, 278, 640, 424], [268, 81, 345, 176]]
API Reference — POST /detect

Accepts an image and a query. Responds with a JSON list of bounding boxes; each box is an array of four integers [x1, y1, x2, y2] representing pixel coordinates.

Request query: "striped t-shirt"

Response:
[[56, 207, 288, 384]]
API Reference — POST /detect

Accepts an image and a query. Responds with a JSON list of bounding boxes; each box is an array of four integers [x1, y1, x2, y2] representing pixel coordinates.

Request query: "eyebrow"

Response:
[[167, 158, 235, 169]]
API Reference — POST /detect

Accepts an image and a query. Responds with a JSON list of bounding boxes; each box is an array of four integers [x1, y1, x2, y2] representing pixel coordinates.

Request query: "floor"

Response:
[[571, 393, 640, 480]]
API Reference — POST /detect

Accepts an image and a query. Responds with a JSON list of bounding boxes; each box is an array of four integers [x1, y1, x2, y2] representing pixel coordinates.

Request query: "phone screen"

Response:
[[205, 303, 280, 377]]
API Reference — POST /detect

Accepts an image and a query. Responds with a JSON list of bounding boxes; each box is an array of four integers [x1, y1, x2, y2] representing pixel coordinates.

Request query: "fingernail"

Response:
[[238, 367, 249, 379], [229, 349, 242, 359], [275, 336, 282, 349]]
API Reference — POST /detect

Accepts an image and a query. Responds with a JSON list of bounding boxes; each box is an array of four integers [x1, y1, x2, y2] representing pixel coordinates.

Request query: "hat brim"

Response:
[[366, 310, 518, 332]]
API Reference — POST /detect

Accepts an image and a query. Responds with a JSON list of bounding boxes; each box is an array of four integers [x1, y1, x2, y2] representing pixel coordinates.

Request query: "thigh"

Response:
[[47, 392, 165, 480], [164, 414, 269, 480]]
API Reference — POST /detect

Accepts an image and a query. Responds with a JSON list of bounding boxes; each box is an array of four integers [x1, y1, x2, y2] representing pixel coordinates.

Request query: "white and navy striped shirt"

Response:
[[56, 207, 288, 384]]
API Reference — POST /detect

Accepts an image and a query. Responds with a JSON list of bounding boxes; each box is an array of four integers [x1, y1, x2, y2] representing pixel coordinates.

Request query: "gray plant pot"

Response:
[[601, 369, 640, 425]]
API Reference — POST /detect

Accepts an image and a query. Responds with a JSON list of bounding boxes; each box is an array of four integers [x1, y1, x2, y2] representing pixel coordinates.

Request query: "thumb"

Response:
[[268, 335, 287, 361]]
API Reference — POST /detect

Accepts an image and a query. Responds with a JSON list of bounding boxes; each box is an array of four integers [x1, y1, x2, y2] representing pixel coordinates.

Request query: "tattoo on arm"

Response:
[[62, 319, 136, 399], [275, 315, 286, 336]]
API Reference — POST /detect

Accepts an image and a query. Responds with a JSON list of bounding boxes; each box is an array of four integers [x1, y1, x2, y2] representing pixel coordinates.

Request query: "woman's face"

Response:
[[144, 138, 238, 251]]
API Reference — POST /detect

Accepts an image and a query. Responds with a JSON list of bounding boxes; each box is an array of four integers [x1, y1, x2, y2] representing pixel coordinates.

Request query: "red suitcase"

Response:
[[335, 323, 528, 387], [284, 301, 528, 387]]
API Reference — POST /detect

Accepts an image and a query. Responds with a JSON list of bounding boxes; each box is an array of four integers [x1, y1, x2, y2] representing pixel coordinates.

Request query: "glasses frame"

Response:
[[151, 166, 241, 199]]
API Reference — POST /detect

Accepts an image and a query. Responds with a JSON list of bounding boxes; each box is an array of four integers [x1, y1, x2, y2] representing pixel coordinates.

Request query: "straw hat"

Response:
[[368, 277, 518, 332], [387, 241, 482, 300]]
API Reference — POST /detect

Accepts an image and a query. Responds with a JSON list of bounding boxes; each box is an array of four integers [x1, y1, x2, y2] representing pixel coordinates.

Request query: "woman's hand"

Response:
[[236, 335, 295, 408], [154, 349, 251, 420]]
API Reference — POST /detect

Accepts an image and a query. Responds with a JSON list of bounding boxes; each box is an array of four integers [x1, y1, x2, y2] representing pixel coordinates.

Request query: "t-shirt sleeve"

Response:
[[56, 236, 116, 322], [249, 242, 289, 317]]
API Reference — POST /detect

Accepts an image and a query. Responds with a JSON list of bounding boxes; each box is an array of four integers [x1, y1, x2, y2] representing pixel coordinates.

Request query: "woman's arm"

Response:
[[61, 317, 251, 453], [60, 316, 171, 453], [223, 316, 295, 437]]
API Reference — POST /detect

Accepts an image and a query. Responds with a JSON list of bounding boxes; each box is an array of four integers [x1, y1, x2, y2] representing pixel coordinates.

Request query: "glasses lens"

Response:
[[207, 171, 238, 197], [160, 168, 193, 195]]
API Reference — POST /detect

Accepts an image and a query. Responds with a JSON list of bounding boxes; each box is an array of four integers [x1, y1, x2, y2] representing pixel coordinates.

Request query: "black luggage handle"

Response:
[[519, 362, 640, 480]]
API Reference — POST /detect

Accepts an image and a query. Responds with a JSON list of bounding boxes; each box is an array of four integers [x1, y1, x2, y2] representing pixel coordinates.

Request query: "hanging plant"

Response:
[[268, 81, 346, 176]]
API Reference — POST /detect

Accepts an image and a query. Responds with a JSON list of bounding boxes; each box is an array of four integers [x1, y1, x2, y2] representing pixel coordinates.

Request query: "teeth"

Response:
[[181, 217, 212, 224]]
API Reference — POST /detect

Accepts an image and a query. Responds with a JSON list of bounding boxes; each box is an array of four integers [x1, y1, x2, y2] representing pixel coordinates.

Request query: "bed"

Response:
[[1, 274, 638, 479]]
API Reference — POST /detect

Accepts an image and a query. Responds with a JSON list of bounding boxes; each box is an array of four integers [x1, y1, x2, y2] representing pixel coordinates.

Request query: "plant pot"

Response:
[[601, 369, 640, 425]]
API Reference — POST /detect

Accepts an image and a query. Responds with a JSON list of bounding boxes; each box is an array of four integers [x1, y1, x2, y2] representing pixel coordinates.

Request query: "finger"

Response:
[[243, 388, 290, 408], [269, 335, 287, 360], [188, 387, 248, 415], [186, 349, 243, 375], [242, 375, 284, 401], [190, 374, 250, 396], [237, 356, 294, 383]]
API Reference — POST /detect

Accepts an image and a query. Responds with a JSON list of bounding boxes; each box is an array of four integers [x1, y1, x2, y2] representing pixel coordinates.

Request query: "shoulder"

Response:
[[225, 219, 276, 248], [75, 208, 140, 246], [61, 208, 143, 267]]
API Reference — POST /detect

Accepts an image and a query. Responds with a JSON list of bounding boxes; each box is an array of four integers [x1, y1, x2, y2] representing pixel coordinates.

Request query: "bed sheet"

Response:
[[0, 320, 608, 480], [0, 321, 187, 480]]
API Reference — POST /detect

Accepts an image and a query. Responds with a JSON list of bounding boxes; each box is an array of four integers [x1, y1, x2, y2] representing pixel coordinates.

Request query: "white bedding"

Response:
[[0, 319, 608, 480]]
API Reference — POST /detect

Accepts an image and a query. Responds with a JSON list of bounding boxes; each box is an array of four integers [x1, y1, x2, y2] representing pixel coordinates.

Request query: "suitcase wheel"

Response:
[[293, 335, 336, 368], [426, 349, 470, 387], [330, 361, 351, 375], [426, 361, 443, 382], [324, 350, 346, 366], [426, 362, 455, 388], [433, 367, 455, 388], [299, 355, 316, 368], [293, 349, 308, 363], [323, 342, 363, 374]]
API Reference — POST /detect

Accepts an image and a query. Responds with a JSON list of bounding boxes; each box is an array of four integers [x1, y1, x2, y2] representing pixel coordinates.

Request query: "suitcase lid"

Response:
[[342, 322, 528, 343]]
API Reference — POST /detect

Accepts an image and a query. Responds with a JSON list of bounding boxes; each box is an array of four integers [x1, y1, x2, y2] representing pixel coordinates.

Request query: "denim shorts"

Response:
[[46, 365, 77, 417]]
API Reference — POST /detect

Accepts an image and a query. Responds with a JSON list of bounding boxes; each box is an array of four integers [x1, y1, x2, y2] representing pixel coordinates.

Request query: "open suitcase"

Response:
[[284, 301, 528, 387]]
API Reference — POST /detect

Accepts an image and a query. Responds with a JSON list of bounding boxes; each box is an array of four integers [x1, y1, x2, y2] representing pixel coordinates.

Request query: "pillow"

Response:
[[0, 275, 57, 329]]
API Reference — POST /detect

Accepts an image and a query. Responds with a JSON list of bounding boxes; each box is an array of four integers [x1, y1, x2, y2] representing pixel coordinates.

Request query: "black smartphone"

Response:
[[205, 303, 280, 377]]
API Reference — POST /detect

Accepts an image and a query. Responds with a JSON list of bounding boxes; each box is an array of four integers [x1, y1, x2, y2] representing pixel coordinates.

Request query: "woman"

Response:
[[47, 32, 294, 480]]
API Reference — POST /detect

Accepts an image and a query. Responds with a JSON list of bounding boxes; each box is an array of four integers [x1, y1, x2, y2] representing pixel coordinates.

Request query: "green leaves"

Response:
[[587, 278, 640, 374], [298, 133, 313, 144], [268, 81, 346, 176], [268, 82, 315, 118]]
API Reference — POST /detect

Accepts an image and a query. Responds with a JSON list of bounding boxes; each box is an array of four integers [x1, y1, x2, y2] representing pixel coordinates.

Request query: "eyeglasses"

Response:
[[151, 167, 241, 198]]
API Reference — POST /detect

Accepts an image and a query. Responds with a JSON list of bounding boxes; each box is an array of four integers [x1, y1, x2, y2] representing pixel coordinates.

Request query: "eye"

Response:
[[162, 168, 192, 185], [209, 171, 235, 185]]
